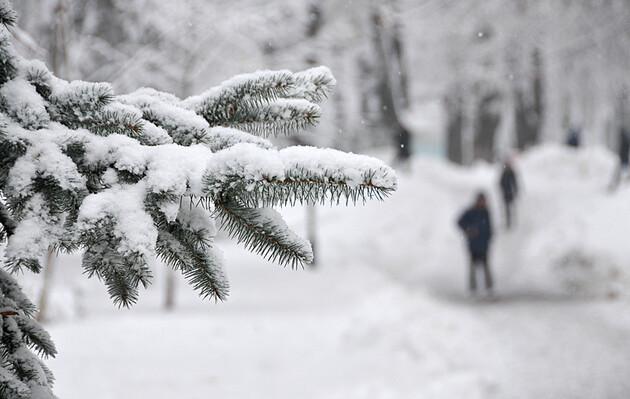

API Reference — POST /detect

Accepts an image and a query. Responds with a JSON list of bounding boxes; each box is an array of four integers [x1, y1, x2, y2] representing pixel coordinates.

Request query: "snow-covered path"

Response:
[[44, 146, 630, 398], [47, 247, 630, 399]]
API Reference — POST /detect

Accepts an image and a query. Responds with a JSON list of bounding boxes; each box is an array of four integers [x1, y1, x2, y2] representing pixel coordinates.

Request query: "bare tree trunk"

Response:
[[303, 0, 324, 267], [37, 0, 69, 322], [445, 85, 465, 164], [370, 2, 412, 163], [36, 248, 55, 322], [51, 0, 69, 79], [93, 0, 126, 45], [515, 48, 544, 150], [163, 48, 199, 310], [164, 269, 176, 311], [474, 90, 502, 161], [306, 204, 317, 267]]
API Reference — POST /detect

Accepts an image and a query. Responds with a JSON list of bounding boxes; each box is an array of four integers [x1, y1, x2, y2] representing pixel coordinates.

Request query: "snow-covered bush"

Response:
[[0, 1, 397, 396]]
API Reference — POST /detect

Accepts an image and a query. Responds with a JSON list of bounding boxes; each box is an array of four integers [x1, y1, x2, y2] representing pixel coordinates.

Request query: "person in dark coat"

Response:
[[499, 159, 519, 228], [457, 192, 493, 294], [609, 127, 630, 191], [566, 126, 581, 148]]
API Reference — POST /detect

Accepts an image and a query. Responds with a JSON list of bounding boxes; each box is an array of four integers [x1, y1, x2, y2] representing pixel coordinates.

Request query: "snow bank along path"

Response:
[[42, 145, 630, 398]]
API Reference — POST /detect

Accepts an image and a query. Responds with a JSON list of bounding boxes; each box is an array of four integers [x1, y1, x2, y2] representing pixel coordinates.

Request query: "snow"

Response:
[[206, 143, 285, 189], [0, 367, 30, 397], [279, 146, 398, 189], [77, 183, 158, 259], [6, 137, 86, 195], [5, 194, 64, 262], [139, 121, 173, 146], [38, 145, 630, 398], [0, 78, 49, 128], [142, 144, 214, 195], [184, 69, 294, 112], [119, 91, 210, 144], [289, 66, 337, 103], [251, 98, 321, 133], [266, 98, 320, 120], [50, 80, 113, 112], [204, 127, 273, 152], [176, 196, 216, 235], [125, 87, 181, 106], [204, 143, 396, 198]]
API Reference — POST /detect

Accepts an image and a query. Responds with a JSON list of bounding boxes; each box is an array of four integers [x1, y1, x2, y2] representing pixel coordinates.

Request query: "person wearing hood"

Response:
[[457, 192, 494, 294]]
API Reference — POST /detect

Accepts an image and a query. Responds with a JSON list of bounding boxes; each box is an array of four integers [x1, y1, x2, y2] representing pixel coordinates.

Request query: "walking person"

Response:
[[566, 125, 581, 148], [499, 159, 519, 229], [457, 192, 494, 295]]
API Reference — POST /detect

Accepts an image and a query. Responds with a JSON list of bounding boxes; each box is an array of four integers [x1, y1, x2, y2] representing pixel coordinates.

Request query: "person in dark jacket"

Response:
[[566, 125, 581, 148], [499, 159, 519, 229], [457, 192, 493, 294], [609, 127, 630, 191]]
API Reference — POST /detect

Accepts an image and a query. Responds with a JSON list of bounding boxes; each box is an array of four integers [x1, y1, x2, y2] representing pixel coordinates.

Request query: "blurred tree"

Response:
[[366, 0, 412, 163], [473, 85, 502, 162], [514, 48, 544, 150], [444, 83, 464, 164], [302, 0, 324, 267], [417, 0, 630, 160], [37, 0, 71, 323]]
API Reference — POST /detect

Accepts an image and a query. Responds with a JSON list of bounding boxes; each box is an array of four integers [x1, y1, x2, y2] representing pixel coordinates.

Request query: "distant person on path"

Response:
[[609, 127, 630, 191], [457, 192, 494, 294], [499, 159, 519, 229], [566, 125, 581, 148]]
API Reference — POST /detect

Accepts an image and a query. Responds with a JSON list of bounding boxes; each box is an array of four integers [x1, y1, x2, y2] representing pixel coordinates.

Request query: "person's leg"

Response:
[[505, 200, 512, 229], [469, 255, 477, 293], [482, 254, 494, 291]]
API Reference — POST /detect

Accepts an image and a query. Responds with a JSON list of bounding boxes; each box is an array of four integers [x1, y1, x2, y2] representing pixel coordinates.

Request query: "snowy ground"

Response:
[[31, 145, 630, 398]]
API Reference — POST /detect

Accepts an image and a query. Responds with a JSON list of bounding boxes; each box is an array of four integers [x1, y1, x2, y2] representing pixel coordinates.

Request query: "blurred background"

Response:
[[10, 0, 630, 398]]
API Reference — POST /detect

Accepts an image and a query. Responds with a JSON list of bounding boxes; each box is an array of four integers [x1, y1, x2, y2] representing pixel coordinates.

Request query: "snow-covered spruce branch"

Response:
[[287, 66, 337, 104], [49, 81, 114, 115], [119, 89, 203, 146], [0, 270, 56, 398], [156, 229, 229, 301], [118, 90, 274, 149], [22, 60, 52, 98], [0, 202, 15, 240], [214, 197, 313, 268], [14, 315, 57, 358], [215, 168, 395, 208], [0, 31, 17, 85], [203, 145, 397, 208], [219, 98, 321, 137], [50, 103, 144, 138], [0, 268, 37, 316], [184, 70, 295, 124], [185, 67, 335, 131], [80, 236, 153, 308], [0, 0, 15, 29], [147, 194, 229, 301], [204, 127, 273, 152]]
